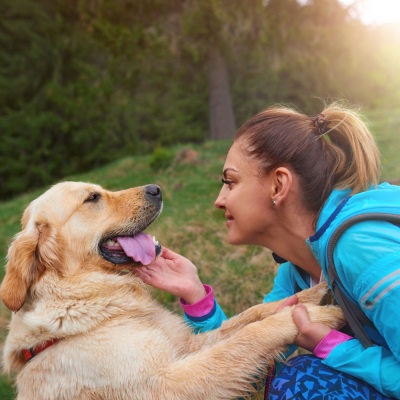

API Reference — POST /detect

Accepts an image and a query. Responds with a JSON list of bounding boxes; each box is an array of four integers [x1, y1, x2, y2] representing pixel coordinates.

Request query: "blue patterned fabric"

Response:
[[268, 355, 393, 400]]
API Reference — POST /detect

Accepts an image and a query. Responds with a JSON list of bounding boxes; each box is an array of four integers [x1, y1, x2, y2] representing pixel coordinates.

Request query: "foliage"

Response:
[[1, 0, 400, 200], [0, 0, 140, 198], [149, 146, 175, 170]]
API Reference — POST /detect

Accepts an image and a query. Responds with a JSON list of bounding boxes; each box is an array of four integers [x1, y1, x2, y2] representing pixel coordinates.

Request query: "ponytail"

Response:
[[318, 103, 380, 194], [235, 102, 381, 213]]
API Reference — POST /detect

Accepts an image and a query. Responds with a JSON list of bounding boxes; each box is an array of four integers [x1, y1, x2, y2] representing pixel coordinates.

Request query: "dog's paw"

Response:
[[296, 282, 334, 305], [304, 304, 346, 330]]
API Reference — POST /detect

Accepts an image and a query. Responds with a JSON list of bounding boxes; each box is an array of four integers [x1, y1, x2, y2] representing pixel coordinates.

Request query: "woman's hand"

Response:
[[276, 295, 299, 311], [292, 304, 332, 352], [134, 247, 207, 304]]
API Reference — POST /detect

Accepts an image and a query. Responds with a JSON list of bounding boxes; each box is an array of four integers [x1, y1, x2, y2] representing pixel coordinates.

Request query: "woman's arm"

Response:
[[135, 247, 228, 332], [181, 285, 228, 333], [313, 220, 400, 398]]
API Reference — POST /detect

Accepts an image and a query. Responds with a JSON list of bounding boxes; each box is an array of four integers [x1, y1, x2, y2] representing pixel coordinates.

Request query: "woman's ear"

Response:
[[270, 167, 293, 207]]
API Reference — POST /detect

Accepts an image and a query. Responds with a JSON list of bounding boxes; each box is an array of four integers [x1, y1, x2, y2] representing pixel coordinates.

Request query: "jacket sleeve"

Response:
[[183, 262, 303, 334], [324, 220, 400, 398], [183, 299, 228, 333], [323, 339, 400, 398]]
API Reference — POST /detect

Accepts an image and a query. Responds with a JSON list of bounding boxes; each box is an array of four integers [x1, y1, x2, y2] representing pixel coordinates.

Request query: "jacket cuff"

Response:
[[180, 284, 214, 318], [313, 329, 353, 359]]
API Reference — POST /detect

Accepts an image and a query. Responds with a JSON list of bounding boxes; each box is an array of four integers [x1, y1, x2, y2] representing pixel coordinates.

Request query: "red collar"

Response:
[[21, 339, 59, 362]]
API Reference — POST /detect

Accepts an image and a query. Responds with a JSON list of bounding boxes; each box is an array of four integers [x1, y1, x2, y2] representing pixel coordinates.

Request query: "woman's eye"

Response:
[[85, 193, 101, 203], [221, 178, 233, 187]]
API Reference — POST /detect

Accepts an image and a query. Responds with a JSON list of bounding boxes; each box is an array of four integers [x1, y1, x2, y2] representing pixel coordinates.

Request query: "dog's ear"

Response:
[[0, 227, 41, 312], [0, 216, 63, 312]]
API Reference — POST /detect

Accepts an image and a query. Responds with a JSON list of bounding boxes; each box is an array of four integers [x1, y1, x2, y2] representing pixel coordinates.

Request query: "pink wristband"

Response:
[[180, 284, 214, 317], [313, 330, 353, 359]]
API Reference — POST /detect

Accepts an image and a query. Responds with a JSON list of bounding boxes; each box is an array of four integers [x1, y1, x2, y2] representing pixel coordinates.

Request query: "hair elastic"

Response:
[[312, 114, 328, 135]]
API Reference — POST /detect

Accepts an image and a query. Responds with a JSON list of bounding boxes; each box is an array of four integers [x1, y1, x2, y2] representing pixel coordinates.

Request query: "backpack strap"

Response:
[[327, 212, 400, 348]]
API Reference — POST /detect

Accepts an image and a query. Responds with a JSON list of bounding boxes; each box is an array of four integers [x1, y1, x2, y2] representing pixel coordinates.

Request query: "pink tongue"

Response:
[[117, 233, 155, 266]]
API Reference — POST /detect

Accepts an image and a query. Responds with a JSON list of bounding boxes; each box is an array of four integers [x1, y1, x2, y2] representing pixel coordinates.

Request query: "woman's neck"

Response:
[[268, 211, 321, 282], [291, 252, 321, 282]]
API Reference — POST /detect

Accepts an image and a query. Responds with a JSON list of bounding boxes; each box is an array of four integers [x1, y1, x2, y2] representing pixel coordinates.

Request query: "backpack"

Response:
[[327, 212, 400, 349]]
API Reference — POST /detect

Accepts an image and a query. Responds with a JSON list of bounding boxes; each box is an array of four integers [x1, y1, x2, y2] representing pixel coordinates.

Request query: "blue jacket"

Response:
[[184, 183, 400, 398]]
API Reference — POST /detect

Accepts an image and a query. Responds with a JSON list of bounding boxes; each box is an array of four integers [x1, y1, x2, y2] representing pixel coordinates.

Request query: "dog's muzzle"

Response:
[[99, 185, 163, 266]]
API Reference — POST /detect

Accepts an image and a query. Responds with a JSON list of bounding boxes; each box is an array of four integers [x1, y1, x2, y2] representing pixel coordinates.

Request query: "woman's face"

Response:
[[215, 141, 275, 246]]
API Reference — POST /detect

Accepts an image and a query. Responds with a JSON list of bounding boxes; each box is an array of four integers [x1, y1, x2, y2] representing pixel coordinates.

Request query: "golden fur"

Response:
[[1, 181, 345, 400]]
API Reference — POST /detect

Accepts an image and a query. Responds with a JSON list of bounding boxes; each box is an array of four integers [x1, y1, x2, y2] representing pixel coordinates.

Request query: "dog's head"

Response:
[[0, 181, 163, 312]]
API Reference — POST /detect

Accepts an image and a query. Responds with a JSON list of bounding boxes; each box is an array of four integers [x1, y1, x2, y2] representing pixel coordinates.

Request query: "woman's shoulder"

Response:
[[330, 185, 400, 295], [325, 182, 400, 219], [331, 183, 400, 256], [309, 183, 400, 275], [348, 182, 400, 211], [315, 183, 400, 242]]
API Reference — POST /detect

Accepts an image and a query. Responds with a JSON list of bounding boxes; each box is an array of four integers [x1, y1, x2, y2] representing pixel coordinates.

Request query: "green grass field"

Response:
[[0, 109, 399, 398]]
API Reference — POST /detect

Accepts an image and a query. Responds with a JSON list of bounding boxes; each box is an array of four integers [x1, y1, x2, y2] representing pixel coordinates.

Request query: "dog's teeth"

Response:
[[106, 239, 120, 247]]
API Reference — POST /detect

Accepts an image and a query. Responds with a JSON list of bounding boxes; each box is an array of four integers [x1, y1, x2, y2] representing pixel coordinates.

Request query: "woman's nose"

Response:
[[214, 187, 226, 209]]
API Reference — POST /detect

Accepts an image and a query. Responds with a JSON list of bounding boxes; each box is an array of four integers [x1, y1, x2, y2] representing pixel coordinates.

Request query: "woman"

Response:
[[135, 103, 400, 399]]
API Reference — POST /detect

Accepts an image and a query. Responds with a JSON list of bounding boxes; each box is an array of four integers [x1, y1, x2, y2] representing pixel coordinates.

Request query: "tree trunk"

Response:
[[208, 44, 236, 140]]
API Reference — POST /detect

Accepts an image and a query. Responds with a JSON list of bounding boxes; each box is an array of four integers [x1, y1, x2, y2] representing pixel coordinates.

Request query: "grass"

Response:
[[0, 140, 276, 316], [0, 108, 398, 398]]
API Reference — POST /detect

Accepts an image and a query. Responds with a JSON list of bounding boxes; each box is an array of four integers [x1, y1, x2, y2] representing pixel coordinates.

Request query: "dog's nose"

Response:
[[145, 184, 162, 201]]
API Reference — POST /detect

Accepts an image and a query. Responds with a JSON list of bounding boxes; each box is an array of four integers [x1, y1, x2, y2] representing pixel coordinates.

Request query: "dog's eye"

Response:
[[84, 193, 101, 203]]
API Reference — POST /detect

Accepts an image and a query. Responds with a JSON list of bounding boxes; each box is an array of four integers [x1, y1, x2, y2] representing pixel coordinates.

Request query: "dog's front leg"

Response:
[[182, 300, 288, 353], [160, 304, 344, 400], [212, 281, 331, 341], [75, 388, 104, 400]]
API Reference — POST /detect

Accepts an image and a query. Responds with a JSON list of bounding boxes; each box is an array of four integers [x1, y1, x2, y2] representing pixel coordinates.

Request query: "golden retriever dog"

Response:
[[0, 181, 344, 400]]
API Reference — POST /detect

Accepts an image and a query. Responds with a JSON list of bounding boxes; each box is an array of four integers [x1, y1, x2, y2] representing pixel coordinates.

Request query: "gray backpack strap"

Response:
[[327, 213, 400, 348]]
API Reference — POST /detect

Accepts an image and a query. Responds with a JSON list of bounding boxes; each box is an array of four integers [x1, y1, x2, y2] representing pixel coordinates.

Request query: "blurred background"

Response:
[[0, 0, 399, 200], [0, 0, 400, 397]]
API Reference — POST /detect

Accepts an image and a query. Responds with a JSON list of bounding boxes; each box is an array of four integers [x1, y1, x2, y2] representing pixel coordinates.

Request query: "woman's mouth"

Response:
[[225, 214, 234, 227]]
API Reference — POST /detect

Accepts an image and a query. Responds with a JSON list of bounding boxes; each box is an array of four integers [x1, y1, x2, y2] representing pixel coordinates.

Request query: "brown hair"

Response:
[[235, 102, 381, 213]]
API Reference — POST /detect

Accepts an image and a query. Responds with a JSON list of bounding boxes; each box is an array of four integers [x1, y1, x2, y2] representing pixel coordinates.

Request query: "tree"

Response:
[[179, 0, 275, 139], [1, 0, 400, 200], [180, 0, 237, 140], [0, 0, 134, 198]]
